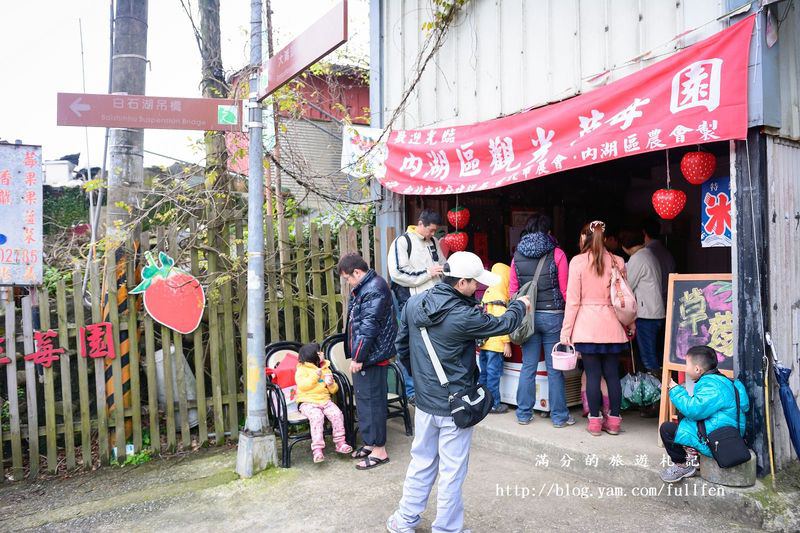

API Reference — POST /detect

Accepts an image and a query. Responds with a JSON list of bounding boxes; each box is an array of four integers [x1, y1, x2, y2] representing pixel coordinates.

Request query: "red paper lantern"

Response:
[[680, 151, 716, 185], [447, 206, 471, 229], [442, 232, 469, 252], [652, 189, 687, 220]]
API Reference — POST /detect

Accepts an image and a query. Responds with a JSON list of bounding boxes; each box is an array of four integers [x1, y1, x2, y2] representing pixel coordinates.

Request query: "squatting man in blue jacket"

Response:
[[659, 344, 749, 483], [387, 251, 531, 533]]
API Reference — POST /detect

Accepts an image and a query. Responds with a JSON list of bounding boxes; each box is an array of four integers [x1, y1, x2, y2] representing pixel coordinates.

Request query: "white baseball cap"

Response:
[[444, 252, 500, 287]]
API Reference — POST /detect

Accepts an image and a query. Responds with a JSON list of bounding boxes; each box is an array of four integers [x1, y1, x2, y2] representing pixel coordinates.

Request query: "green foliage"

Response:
[[422, 0, 469, 33], [42, 186, 89, 235], [110, 448, 153, 467], [42, 266, 72, 294], [311, 203, 376, 235]]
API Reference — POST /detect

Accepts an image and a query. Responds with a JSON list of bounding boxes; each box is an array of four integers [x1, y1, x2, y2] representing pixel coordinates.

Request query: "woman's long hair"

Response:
[[580, 221, 607, 277]]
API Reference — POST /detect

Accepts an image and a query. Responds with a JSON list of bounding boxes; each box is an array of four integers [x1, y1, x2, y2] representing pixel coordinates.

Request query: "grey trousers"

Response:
[[396, 410, 474, 533]]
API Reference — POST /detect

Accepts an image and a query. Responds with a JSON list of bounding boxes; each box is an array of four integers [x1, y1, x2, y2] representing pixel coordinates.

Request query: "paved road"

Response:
[[0, 420, 759, 532]]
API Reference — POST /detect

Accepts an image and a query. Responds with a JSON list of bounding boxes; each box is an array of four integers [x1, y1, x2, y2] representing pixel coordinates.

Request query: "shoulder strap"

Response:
[[525, 253, 548, 300], [420, 327, 450, 388], [404, 233, 412, 255]]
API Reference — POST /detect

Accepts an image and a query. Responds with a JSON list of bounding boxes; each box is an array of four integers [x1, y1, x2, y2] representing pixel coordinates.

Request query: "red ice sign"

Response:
[[379, 15, 755, 196]]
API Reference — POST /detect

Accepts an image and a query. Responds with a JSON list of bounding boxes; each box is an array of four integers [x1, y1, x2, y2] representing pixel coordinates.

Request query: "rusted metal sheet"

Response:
[[767, 135, 800, 468]]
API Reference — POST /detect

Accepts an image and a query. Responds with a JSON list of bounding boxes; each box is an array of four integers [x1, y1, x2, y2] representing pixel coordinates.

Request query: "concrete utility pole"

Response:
[[106, 0, 148, 242], [236, 0, 277, 478]]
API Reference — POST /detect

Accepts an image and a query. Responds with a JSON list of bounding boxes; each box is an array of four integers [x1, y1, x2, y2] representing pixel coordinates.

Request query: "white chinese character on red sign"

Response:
[[488, 137, 520, 174], [607, 98, 650, 130], [170, 100, 182, 112], [600, 141, 618, 159], [425, 130, 438, 145], [127, 98, 140, 110], [440, 128, 456, 144], [143, 99, 154, 110], [646, 129, 666, 149], [113, 98, 124, 109], [623, 134, 640, 153], [579, 110, 605, 137], [393, 131, 407, 144], [535, 160, 549, 176], [552, 154, 567, 170], [456, 142, 481, 177], [423, 150, 450, 181], [581, 147, 598, 161], [156, 100, 168, 111], [0, 170, 10, 186], [670, 59, 722, 114], [399, 153, 423, 177], [669, 125, 694, 143], [697, 120, 720, 141], [529, 127, 555, 164]]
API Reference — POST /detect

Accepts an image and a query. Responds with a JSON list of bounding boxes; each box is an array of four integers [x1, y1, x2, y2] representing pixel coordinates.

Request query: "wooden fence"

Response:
[[0, 218, 394, 479]]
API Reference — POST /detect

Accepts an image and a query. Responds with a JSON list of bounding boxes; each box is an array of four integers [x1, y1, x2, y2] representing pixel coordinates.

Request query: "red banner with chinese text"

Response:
[[379, 15, 755, 196]]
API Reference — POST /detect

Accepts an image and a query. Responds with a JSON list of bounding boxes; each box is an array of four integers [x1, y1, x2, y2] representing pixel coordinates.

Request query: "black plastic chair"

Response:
[[323, 333, 413, 437], [264, 340, 354, 468]]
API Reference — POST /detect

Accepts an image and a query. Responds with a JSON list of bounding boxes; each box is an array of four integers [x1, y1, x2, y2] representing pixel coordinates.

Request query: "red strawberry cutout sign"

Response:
[[443, 231, 469, 252], [447, 206, 470, 229], [680, 151, 716, 185], [130, 251, 206, 334], [652, 189, 687, 220]]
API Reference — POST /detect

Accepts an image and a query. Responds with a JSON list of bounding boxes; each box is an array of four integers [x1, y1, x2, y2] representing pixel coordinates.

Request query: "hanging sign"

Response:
[[0, 144, 43, 285], [130, 252, 205, 334], [700, 176, 732, 247], [378, 15, 755, 196]]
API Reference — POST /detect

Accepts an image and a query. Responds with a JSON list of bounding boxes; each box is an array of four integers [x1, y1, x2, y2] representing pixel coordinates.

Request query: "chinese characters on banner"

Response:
[[9, 323, 116, 368], [701, 177, 732, 247], [667, 278, 733, 372], [0, 144, 43, 284], [378, 15, 755, 196]]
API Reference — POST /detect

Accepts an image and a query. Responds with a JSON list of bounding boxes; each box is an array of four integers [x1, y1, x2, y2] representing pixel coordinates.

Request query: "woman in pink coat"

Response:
[[560, 221, 631, 436]]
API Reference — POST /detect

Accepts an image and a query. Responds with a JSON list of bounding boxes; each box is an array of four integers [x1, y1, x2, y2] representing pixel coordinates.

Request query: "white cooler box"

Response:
[[499, 361, 582, 411]]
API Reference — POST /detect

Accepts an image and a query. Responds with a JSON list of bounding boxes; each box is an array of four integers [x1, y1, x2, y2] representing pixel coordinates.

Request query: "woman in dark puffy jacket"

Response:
[[509, 214, 572, 427]]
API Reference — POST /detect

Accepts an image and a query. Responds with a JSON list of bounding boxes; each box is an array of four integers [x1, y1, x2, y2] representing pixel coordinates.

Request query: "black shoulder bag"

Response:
[[697, 378, 751, 468], [420, 326, 492, 428]]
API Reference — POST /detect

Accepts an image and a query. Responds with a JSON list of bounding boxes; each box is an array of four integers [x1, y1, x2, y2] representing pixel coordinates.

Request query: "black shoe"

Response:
[[491, 404, 509, 414]]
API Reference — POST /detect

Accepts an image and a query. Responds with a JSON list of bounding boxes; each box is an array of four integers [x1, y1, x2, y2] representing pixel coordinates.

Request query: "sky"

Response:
[[0, 0, 370, 170]]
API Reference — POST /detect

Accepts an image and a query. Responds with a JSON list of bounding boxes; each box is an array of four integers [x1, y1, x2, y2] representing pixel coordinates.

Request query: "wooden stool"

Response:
[[698, 451, 757, 487]]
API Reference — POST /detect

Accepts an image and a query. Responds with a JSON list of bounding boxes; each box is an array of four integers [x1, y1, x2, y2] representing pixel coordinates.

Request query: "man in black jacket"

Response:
[[339, 253, 397, 470], [387, 252, 529, 533]]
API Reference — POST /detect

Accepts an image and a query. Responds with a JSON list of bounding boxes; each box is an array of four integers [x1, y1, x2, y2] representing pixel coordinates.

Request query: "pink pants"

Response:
[[298, 401, 346, 452]]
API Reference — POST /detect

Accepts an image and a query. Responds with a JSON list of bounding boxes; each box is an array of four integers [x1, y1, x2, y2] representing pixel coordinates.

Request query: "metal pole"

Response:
[[236, 0, 276, 477]]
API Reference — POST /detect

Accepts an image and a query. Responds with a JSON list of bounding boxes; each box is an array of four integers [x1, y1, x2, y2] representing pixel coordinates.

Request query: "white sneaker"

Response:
[[386, 512, 416, 533]]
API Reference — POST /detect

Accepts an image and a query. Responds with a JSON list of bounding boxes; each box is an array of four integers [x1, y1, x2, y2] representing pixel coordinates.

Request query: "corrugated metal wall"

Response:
[[275, 119, 358, 212], [775, 0, 799, 140], [382, 0, 725, 130], [766, 135, 800, 468]]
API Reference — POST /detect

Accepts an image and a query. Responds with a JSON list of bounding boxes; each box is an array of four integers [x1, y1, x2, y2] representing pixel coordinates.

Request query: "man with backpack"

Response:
[[387, 209, 446, 404]]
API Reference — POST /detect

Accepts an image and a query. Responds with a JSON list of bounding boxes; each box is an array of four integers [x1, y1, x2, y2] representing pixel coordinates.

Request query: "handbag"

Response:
[[697, 378, 751, 468], [420, 326, 492, 428], [508, 252, 550, 345], [608, 253, 637, 327]]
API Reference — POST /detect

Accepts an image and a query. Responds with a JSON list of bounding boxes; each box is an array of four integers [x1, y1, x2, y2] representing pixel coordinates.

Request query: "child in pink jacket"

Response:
[[560, 221, 631, 436]]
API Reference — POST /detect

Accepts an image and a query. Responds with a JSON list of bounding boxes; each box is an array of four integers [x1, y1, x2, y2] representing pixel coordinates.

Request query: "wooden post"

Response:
[[322, 225, 339, 335], [127, 235, 143, 452], [309, 224, 325, 342], [279, 217, 295, 341], [55, 281, 76, 470], [295, 220, 310, 343], [38, 287, 58, 473], [4, 289, 23, 478], [189, 219, 208, 445], [169, 228, 191, 449], [72, 271, 92, 468], [90, 261, 110, 465], [21, 295, 40, 476]]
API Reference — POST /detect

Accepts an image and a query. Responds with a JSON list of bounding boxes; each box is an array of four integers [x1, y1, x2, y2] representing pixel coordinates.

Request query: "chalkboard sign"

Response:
[[663, 273, 734, 371]]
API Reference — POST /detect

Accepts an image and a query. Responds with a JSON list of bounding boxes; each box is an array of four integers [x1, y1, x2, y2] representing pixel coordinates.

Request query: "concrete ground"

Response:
[[0, 408, 773, 533]]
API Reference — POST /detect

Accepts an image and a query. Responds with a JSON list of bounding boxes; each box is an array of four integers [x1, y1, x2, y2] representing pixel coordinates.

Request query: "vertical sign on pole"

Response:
[[0, 144, 43, 286]]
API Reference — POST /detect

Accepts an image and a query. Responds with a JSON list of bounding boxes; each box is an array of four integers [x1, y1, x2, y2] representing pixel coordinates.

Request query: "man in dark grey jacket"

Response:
[[387, 252, 529, 533]]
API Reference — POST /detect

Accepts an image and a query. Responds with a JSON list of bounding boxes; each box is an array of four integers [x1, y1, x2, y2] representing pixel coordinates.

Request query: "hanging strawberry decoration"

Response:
[[130, 251, 206, 334], [447, 206, 470, 230], [680, 151, 716, 185], [652, 189, 687, 220], [442, 232, 469, 252]]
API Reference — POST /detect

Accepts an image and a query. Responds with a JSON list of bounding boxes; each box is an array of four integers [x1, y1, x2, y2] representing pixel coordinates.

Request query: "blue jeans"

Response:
[[398, 360, 415, 398], [478, 350, 504, 408], [516, 312, 569, 425], [635, 318, 665, 370]]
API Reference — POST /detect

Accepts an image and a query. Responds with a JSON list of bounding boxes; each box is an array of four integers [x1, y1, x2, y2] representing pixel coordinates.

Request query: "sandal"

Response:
[[351, 446, 372, 459], [355, 455, 390, 470], [335, 443, 354, 454], [313, 451, 325, 463]]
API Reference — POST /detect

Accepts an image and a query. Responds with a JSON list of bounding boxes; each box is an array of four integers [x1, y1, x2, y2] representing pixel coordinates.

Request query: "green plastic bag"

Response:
[[620, 372, 661, 410]]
